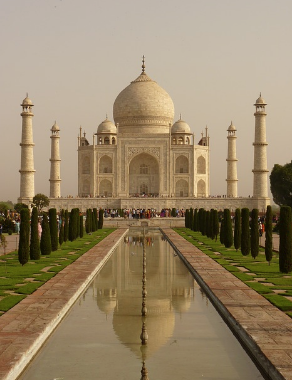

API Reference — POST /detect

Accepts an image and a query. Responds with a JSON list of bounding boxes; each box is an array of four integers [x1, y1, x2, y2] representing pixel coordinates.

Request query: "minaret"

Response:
[[49, 121, 61, 198], [252, 94, 268, 198], [226, 121, 238, 197], [18, 94, 35, 204]]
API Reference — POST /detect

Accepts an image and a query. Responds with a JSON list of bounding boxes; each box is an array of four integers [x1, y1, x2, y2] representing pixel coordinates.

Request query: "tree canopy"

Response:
[[270, 162, 292, 207], [32, 193, 50, 213]]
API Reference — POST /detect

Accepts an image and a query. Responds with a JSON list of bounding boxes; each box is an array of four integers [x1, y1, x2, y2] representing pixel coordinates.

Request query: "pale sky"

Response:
[[1, 0, 292, 203]]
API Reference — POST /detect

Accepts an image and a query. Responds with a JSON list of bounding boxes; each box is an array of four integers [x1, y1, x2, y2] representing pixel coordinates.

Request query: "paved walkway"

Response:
[[0, 229, 290, 380], [0, 229, 128, 380], [161, 228, 292, 380]]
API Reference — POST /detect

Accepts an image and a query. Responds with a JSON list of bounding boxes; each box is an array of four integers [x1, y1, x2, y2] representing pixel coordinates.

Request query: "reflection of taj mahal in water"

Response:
[[92, 230, 198, 359], [18, 58, 270, 212]]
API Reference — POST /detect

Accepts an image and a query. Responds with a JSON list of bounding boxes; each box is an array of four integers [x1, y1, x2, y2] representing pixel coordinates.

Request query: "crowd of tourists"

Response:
[[104, 208, 185, 219]]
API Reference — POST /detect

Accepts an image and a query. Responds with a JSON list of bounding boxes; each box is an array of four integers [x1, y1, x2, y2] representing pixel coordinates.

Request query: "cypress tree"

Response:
[[265, 205, 273, 264], [279, 206, 292, 273], [219, 218, 225, 244], [40, 212, 51, 255], [185, 209, 190, 228], [213, 210, 219, 241], [209, 209, 215, 239], [59, 211, 64, 246], [241, 208, 250, 256], [30, 207, 40, 260], [98, 208, 104, 229], [205, 211, 210, 238], [85, 209, 91, 233], [224, 209, 233, 248], [171, 208, 176, 217], [193, 209, 198, 231], [49, 208, 58, 251], [201, 209, 207, 236], [93, 208, 98, 231], [251, 209, 259, 259], [189, 208, 194, 231], [80, 215, 84, 238], [64, 210, 69, 242], [18, 208, 30, 265], [76, 208, 80, 238], [234, 208, 241, 251]]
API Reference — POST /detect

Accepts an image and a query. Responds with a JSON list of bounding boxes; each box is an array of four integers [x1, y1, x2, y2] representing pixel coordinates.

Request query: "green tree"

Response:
[[49, 208, 58, 251], [189, 208, 194, 231], [98, 209, 104, 229], [205, 211, 210, 238], [85, 209, 92, 233], [234, 208, 241, 251], [279, 206, 292, 273], [32, 193, 50, 213], [241, 208, 250, 256], [40, 213, 51, 255], [201, 209, 207, 236], [30, 207, 40, 260], [185, 209, 190, 228], [80, 215, 84, 238], [213, 210, 219, 241], [171, 208, 176, 217], [224, 209, 233, 248], [59, 210, 64, 246], [219, 218, 225, 244], [270, 162, 292, 207], [64, 210, 69, 242], [93, 208, 98, 232], [14, 203, 28, 214], [193, 209, 198, 232], [250, 209, 259, 259], [265, 205, 273, 264], [209, 209, 215, 240], [18, 208, 30, 265]]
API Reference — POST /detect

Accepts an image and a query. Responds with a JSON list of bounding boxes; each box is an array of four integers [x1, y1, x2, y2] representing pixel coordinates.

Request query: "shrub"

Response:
[[279, 206, 292, 273], [213, 210, 219, 241], [40, 212, 51, 255], [241, 208, 250, 256], [30, 207, 40, 260], [18, 208, 30, 265], [234, 208, 241, 251], [49, 208, 58, 251], [64, 210, 69, 242], [98, 209, 104, 229], [224, 209, 233, 248], [250, 209, 259, 259], [265, 205, 273, 264]]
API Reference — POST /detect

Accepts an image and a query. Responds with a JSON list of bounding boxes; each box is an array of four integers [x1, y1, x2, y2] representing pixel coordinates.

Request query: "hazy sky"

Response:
[[1, 0, 292, 203]]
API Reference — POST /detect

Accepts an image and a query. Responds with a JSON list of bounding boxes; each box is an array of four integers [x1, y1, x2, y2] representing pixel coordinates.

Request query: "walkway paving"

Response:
[[0, 229, 290, 380], [0, 229, 128, 380], [161, 228, 292, 380]]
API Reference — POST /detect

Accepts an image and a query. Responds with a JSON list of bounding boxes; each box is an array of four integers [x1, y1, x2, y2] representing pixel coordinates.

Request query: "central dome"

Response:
[[113, 70, 174, 132]]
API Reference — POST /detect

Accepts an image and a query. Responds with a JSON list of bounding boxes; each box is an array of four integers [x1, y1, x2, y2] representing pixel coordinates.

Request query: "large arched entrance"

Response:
[[129, 153, 159, 196]]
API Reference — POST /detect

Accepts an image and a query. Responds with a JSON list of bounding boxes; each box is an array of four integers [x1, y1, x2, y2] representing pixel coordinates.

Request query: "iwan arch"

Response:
[[18, 59, 270, 212]]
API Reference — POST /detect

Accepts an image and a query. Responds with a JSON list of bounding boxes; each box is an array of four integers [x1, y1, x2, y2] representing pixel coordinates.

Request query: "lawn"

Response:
[[0, 228, 115, 314], [174, 228, 292, 317]]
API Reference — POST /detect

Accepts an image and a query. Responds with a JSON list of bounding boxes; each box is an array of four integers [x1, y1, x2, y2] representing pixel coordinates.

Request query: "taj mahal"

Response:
[[18, 59, 270, 213]]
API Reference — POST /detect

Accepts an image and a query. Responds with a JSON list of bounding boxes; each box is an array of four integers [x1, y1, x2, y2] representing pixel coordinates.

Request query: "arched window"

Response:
[[112, 137, 116, 145], [197, 156, 206, 174], [175, 155, 189, 174], [175, 179, 188, 197], [104, 137, 110, 145], [197, 179, 206, 197], [99, 155, 112, 173], [99, 179, 112, 197], [178, 136, 184, 144]]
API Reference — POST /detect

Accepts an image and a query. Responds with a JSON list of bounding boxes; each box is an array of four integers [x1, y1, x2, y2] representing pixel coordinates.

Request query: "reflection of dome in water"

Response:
[[112, 297, 175, 359], [171, 295, 192, 313], [95, 288, 117, 315]]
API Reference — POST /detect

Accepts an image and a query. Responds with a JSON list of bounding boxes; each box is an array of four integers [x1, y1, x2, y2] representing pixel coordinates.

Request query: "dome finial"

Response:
[[142, 55, 145, 73]]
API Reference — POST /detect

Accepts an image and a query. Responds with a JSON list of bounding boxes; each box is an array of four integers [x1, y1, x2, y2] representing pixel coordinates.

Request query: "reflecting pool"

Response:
[[19, 229, 265, 380]]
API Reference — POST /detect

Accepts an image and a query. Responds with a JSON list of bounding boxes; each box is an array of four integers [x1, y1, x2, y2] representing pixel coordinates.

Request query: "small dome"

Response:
[[51, 121, 60, 131], [21, 95, 33, 106], [97, 118, 116, 134], [172, 119, 191, 134], [254, 93, 267, 106], [227, 121, 236, 131]]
